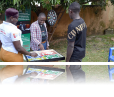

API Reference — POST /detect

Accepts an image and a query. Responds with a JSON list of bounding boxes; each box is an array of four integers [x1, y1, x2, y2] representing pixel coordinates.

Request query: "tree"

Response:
[[0, 0, 114, 13]]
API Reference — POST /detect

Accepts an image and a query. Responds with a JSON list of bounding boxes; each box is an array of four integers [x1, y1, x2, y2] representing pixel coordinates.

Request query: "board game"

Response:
[[25, 65, 65, 80], [24, 49, 65, 62]]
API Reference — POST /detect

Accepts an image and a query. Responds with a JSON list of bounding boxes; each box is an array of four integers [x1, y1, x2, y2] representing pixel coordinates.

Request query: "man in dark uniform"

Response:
[[66, 2, 87, 83]]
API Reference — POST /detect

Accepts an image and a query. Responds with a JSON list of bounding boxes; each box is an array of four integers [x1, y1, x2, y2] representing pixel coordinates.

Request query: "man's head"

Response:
[[38, 13, 46, 25], [5, 8, 19, 25], [68, 2, 80, 19]]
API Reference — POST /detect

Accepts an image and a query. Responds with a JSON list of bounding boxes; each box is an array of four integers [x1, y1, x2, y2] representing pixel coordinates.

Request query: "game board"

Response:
[[25, 49, 65, 62]]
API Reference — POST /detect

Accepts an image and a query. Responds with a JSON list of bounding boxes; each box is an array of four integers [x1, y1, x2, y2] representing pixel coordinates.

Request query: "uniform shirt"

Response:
[[30, 20, 49, 51], [0, 21, 23, 54], [67, 18, 87, 60]]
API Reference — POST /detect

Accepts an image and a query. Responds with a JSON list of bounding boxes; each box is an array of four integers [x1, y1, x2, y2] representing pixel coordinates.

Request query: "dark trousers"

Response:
[[69, 59, 85, 83]]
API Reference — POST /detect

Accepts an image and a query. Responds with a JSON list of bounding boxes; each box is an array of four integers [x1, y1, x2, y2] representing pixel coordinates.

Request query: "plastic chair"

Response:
[[108, 47, 114, 81], [108, 47, 114, 62], [108, 65, 114, 81]]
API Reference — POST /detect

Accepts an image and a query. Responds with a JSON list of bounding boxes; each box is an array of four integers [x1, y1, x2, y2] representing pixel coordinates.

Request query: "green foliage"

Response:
[[110, 0, 114, 5], [0, 0, 114, 13]]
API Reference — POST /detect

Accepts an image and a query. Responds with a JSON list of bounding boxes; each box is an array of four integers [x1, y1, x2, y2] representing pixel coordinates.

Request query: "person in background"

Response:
[[0, 8, 38, 84], [30, 12, 49, 51], [0, 8, 38, 62], [30, 13, 50, 83], [19, 22, 26, 31], [66, 2, 87, 83]]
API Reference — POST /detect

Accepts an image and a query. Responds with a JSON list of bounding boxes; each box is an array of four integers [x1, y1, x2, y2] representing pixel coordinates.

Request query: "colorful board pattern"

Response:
[[25, 49, 65, 62]]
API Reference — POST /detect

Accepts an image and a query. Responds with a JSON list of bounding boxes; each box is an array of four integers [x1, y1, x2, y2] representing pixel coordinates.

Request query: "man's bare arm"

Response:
[[66, 41, 75, 62]]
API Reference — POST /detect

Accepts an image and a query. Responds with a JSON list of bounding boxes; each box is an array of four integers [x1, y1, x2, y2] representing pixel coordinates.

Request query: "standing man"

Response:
[[0, 8, 37, 61], [30, 13, 51, 82], [30, 13, 49, 51], [0, 8, 38, 83], [66, 2, 87, 83]]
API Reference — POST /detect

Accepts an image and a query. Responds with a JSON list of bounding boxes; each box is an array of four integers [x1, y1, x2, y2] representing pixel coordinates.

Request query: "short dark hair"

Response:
[[38, 12, 46, 17], [69, 2, 80, 13], [5, 8, 19, 19]]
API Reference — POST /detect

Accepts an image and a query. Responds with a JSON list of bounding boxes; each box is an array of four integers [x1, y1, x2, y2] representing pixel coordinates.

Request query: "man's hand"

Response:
[[39, 44, 44, 50], [30, 72, 38, 77], [30, 53, 38, 57]]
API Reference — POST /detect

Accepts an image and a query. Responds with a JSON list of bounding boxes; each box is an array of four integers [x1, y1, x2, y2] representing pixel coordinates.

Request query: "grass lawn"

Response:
[[0, 34, 114, 83], [49, 34, 114, 62]]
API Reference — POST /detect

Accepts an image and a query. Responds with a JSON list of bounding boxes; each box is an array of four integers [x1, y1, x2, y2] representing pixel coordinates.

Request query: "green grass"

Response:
[[1, 34, 114, 83], [50, 34, 114, 62]]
